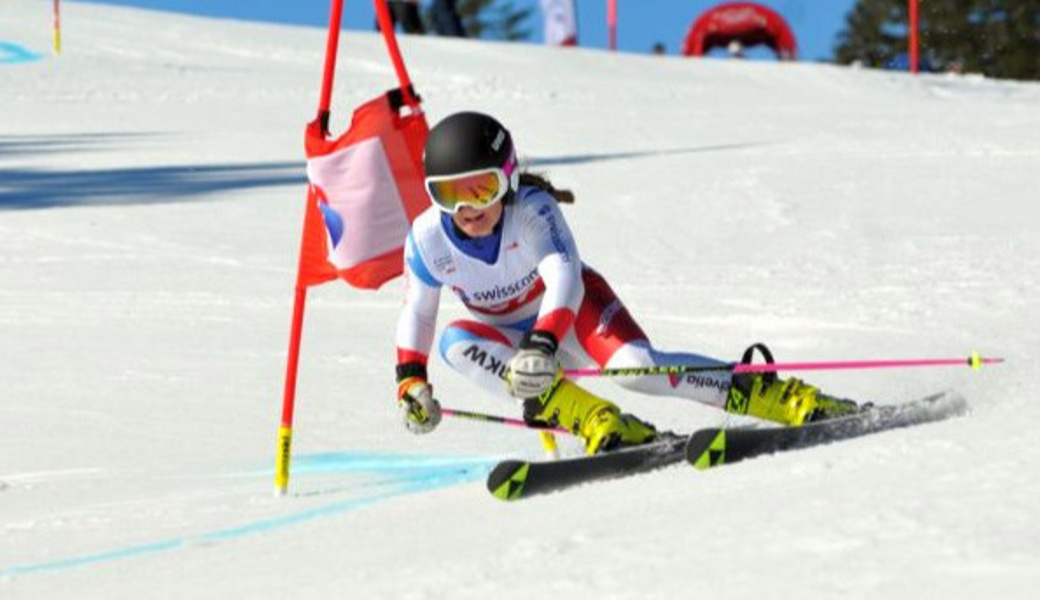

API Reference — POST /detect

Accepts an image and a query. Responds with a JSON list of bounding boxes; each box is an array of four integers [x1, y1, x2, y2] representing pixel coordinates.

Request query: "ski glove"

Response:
[[397, 377, 442, 434], [506, 330, 561, 400]]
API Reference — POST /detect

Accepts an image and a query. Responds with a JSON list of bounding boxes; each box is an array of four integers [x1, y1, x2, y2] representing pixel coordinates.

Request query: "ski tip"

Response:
[[487, 460, 531, 501], [927, 390, 971, 418], [685, 429, 727, 470]]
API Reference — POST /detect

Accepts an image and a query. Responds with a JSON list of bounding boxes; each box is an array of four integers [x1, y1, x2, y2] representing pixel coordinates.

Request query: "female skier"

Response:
[[394, 112, 858, 454]]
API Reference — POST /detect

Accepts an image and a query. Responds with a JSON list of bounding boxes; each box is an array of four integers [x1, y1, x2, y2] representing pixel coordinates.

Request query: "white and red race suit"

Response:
[[395, 185, 731, 406]]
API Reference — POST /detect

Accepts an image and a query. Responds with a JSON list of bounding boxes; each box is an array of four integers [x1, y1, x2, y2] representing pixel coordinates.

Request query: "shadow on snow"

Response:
[[526, 142, 769, 168], [0, 162, 307, 210], [1, 133, 768, 210], [0, 133, 306, 210]]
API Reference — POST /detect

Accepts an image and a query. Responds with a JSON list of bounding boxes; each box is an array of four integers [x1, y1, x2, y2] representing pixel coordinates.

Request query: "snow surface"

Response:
[[2, 1, 1039, 598]]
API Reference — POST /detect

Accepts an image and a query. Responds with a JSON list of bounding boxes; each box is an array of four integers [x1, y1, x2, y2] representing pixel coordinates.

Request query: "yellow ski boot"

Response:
[[726, 373, 860, 425], [523, 372, 657, 454], [725, 343, 861, 426]]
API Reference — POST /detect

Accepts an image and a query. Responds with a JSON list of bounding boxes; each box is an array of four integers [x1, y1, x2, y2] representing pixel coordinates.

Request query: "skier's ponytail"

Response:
[[518, 172, 575, 204]]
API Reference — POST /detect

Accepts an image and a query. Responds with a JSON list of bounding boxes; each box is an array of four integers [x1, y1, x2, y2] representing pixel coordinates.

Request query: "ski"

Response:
[[486, 391, 968, 500], [486, 433, 689, 501], [685, 391, 968, 469]]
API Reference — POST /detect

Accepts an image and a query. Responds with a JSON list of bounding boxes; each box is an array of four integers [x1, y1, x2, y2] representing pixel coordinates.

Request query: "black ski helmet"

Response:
[[424, 111, 517, 188]]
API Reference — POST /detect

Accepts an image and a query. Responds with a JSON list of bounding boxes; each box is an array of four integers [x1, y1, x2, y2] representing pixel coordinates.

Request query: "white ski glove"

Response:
[[397, 378, 442, 434], [506, 330, 561, 400]]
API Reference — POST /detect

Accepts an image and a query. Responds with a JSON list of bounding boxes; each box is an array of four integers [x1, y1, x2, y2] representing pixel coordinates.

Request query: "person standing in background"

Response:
[[432, 0, 466, 37], [382, 0, 426, 34]]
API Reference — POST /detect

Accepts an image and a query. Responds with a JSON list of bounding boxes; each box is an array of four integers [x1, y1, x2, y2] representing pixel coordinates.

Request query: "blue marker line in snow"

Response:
[[0, 42, 43, 65], [288, 451, 502, 476], [1, 454, 497, 578]]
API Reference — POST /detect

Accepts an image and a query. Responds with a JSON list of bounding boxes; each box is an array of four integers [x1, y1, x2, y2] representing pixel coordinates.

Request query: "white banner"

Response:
[[541, 0, 577, 46]]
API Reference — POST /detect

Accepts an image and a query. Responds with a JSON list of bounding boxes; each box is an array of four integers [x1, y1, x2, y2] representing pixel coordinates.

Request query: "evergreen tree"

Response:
[[834, 0, 906, 68], [834, 0, 1040, 80]]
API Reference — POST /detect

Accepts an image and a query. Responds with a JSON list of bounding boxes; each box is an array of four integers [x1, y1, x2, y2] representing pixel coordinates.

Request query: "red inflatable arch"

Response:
[[682, 2, 798, 60]]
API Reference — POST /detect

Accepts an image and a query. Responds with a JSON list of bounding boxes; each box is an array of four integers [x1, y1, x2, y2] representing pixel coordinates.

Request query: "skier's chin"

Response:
[[454, 204, 501, 237]]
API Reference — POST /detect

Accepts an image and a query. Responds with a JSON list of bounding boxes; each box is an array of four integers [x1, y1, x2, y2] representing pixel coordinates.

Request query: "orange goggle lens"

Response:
[[426, 170, 505, 212]]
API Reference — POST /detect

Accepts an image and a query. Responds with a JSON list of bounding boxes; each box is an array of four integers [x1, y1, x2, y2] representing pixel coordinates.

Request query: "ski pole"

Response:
[[441, 407, 571, 435], [442, 407, 567, 459], [565, 352, 1004, 379]]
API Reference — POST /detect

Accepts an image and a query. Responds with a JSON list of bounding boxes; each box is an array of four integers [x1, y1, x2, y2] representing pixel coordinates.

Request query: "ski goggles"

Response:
[[425, 152, 518, 213]]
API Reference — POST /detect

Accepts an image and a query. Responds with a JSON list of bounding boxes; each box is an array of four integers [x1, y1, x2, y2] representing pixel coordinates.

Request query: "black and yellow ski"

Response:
[[487, 392, 967, 501], [686, 391, 968, 469], [487, 434, 689, 501]]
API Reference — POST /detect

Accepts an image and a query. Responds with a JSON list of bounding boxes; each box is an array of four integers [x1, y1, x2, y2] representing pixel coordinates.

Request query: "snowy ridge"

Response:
[[1, 0, 1038, 598]]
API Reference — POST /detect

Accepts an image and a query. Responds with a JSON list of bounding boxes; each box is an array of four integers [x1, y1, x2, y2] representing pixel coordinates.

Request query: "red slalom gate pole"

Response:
[[275, 0, 346, 497], [373, 0, 419, 106], [53, 0, 61, 55], [909, 0, 919, 74], [315, 0, 345, 136], [275, 286, 308, 495]]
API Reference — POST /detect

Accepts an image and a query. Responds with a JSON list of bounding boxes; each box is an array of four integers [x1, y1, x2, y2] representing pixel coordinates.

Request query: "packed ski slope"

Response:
[[2, 1, 1038, 598]]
